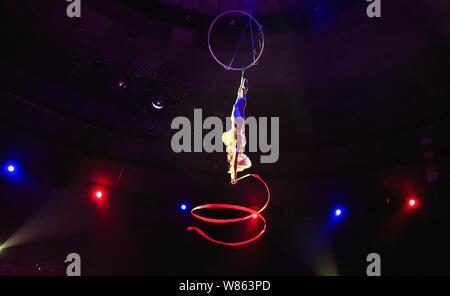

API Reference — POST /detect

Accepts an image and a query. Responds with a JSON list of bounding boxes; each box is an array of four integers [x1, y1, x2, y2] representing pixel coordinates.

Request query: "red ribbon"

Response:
[[187, 174, 270, 246]]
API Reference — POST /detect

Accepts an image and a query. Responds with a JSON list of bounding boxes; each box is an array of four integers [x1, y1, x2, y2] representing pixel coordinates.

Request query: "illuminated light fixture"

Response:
[[152, 99, 165, 110], [91, 186, 108, 202], [180, 203, 187, 211], [252, 213, 257, 218], [333, 206, 344, 218], [116, 77, 128, 90], [3, 162, 18, 176], [407, 197, 418, 209], [118, 80, 126, 88]]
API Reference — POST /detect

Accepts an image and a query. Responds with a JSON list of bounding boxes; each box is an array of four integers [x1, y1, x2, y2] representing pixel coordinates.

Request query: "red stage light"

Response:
[[407, 197, 418, 209], [90, 186, 107, 202]]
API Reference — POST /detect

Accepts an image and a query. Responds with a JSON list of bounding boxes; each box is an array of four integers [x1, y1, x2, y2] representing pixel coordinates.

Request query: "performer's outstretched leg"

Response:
[[222, 77, 251, 184]]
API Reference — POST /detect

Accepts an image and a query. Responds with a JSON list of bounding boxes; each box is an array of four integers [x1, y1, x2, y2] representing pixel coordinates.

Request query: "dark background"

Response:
[[0, 0, 449, 275]]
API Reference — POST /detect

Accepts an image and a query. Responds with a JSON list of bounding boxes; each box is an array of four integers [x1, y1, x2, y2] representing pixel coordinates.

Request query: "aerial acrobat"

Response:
[[187, 10, 271, 246]]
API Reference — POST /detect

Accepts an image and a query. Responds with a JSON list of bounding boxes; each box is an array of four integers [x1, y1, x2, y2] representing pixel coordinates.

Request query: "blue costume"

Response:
[[222, 78, 251, 183]]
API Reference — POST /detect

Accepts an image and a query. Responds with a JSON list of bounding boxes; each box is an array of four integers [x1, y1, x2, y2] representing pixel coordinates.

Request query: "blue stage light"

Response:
[[180, 203, 187, 211], [333, 206, 344, 218], [3, 162, 18, 176]]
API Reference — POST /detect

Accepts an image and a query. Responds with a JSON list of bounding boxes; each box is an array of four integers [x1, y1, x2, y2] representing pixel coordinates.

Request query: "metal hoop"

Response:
[[208, 10, 265, 71]]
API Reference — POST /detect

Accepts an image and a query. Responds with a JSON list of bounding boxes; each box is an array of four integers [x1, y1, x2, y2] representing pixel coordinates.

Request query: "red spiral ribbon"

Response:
[[187, 174, 270, 246]]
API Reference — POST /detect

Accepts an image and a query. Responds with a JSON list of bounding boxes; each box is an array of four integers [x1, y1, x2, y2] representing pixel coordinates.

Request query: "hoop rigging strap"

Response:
[[187, 174, 270, 246], [227, 17, 252, 70]]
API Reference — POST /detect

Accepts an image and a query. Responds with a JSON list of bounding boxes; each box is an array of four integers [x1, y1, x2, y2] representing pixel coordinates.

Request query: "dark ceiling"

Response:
[[0, 0, 450, 275], [151, 0, 317, 15]]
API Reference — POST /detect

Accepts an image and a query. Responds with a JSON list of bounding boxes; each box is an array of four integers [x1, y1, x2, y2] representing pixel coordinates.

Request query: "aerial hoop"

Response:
[[208, 10, 265, 72]]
